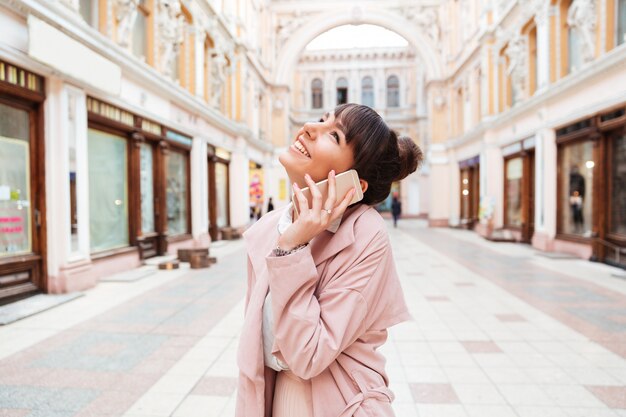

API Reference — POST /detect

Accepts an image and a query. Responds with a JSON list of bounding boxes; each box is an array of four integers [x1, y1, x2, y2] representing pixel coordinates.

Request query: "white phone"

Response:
[[293, 169, 364, 215]]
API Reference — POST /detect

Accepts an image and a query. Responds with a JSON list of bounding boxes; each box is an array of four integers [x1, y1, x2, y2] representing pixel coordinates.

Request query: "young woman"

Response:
[[236, 103, 423, 417]]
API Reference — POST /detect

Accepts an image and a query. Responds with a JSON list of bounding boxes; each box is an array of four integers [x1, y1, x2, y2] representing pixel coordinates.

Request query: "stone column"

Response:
[[229, 137, 250, 228], [190, 138, 210, 245], [532, 127, 557, 251], [45, 79, 92, 292]]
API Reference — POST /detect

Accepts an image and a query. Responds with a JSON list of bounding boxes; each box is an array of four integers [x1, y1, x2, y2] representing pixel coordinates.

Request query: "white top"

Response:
[[262, 203, 342, 371]]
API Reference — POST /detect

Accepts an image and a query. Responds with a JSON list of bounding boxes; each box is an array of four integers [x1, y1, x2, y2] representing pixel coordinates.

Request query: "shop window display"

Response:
[[610, 133, 626, 235], [166, 151, 188, 235], [505, 157, 523, 227], [87, 129, 129, 252], [140, 143, 155, 234], [0, 103, 31, 257], [215, 162, 229, 228], [559, 141, 594, 236]]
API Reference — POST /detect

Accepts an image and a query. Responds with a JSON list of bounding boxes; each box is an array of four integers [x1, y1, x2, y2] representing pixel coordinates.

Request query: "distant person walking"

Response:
[[391, 195, 401, 228], [267, 197, 274, 213]]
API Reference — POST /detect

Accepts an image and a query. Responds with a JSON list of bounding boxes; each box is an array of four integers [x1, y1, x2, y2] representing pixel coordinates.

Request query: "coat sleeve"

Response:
[[266, 233, 388, 380], [244, 255, 255, 315]]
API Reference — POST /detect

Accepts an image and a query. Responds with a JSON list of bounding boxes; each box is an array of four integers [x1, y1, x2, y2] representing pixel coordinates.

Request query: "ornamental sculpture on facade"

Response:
[[397, 5, 441, 46], [157, 0, 184, 78], [210, 48, 227, 109], [505, 34, 527, 102], [115, 0, 139, 49], [567, 0, 597, 64]]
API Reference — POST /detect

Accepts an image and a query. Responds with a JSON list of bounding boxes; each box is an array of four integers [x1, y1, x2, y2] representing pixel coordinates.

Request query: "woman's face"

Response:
[[279, 111, 354, 186]]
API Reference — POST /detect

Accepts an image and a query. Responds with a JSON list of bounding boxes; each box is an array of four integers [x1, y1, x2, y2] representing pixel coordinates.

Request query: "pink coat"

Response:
[[236, 203, 411, 417]]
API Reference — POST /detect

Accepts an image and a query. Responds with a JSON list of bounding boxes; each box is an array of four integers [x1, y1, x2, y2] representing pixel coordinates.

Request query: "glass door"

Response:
[[0, 101, 40, 302], [606, 131, 626, 267]]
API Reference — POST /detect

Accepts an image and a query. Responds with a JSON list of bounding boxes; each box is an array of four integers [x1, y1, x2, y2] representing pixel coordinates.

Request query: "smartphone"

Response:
[[293, 169, 364, 215]]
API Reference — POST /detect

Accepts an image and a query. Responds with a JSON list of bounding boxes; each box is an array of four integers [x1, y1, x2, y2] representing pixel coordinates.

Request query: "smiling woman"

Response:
[[236, 103, 423, 417]]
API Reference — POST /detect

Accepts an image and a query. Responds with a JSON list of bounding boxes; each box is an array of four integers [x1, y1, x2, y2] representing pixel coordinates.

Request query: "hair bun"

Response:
[[395, 136, 424, 181]]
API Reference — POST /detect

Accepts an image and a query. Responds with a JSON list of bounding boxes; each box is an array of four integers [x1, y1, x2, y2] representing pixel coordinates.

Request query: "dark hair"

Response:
[[334, 103, 424, 205]]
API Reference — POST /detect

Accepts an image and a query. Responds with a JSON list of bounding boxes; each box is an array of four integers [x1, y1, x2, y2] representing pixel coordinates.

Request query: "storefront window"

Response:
[[559, 141, 594, 236], [505, 157, 523, 227], [88, 129, 129, 252], [216, 162, 229, 228], [166, 151, 188, 235], [140, 143, 155, 234], [461, 170, 470, 220], [68, 107, 78, 253], [610, 133, 626, 234], [0, 103, 31, 257]]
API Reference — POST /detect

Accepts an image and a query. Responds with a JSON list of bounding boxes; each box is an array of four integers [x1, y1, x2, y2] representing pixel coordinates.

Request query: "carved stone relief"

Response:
[[114, 0, 139, 49], [505, 34, 527, 102], [157, 0, 184, 78], [567, 0, 597, 63], [396, 5, 441, 46], [275, 11, 307, 48]]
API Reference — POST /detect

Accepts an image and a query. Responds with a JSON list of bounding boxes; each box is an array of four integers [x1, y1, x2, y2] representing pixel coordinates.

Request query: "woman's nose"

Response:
[[302, 122, 318, 139]]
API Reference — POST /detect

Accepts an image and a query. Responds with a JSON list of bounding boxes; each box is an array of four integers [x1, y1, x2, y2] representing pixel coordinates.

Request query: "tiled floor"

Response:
[[1, 221, 625, 417]]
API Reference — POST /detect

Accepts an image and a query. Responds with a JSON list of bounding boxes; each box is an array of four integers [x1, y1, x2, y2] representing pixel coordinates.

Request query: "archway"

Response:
[[273, 6, 443, 86]]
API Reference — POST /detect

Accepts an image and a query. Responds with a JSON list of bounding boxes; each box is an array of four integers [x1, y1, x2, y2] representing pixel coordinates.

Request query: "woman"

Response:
[[236, 103, 423, 417]]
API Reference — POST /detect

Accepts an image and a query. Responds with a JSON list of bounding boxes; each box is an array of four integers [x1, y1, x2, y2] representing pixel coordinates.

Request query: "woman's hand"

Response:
[[278, 170, 355, 251]]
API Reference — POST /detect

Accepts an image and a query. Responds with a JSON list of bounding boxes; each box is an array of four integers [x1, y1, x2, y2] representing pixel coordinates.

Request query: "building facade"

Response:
[[0, 0, 280, 303], [433, 0, 626, 268]]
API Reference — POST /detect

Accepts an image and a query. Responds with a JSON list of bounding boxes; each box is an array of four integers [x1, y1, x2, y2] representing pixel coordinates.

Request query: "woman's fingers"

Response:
[[330, 187, 355, 222], [293, 182, 310, 217], [304, 174, 323, 214]]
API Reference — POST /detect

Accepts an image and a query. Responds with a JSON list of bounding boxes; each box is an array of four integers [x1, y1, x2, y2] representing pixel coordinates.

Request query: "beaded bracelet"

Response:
[[272, 242, 308, 257]]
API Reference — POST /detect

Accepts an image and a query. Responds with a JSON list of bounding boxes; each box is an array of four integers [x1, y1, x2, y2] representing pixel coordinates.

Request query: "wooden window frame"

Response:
[[0, 80, 47, 302], [85, 119, 138, 259], [459, 158, 480, 228], [503, 154, 525, 231], [164, 132, 192, 242], [208, 150, 231, 241], [555, 116, 600, 244]]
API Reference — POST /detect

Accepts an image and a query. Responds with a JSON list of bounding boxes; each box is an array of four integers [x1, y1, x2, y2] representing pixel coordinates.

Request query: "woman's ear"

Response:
[[359, 179, 368, 194]]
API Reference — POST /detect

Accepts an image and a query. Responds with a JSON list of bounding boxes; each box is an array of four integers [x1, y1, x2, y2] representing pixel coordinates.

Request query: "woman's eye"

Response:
[[331, 132, 340, 143], [318, 118, 324, 122]]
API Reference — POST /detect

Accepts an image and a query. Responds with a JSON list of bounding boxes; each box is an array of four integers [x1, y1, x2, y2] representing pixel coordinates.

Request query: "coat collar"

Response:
[[243, 203, 372, 278]]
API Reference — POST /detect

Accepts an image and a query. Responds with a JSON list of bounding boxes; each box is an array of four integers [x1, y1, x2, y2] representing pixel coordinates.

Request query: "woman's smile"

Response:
[[290, 136, 311, 158]]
